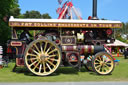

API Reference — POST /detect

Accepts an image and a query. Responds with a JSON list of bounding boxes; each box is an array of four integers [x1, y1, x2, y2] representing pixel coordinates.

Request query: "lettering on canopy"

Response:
[[9, 22, 122, 28]]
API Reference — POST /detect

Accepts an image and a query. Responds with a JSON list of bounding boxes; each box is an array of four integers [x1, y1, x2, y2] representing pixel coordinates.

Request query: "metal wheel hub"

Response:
[[40, 53, 49, 61]]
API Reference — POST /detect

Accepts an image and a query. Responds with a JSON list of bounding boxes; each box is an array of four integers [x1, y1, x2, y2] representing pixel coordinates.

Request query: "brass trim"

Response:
[[61, 36, 76, 45], [11, 41, 22, 46]]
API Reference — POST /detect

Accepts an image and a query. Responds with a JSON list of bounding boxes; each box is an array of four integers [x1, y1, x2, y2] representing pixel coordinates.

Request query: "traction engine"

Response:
[[7, 0, 122, 76]]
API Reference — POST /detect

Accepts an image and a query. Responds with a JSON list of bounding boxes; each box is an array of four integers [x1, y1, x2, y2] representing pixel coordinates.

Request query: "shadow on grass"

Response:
[[12, 67, 35, 76], [12, 66, 91, 77], [89, 71, 113, 76]]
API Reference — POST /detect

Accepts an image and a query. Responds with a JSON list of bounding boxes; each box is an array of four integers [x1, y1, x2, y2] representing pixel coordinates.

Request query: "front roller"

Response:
[[92, 52, 115, 75], [24, 39, 61, 76]]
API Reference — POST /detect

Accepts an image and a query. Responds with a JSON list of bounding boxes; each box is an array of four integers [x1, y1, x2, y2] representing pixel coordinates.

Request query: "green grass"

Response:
[[0, 57, 128, 82]]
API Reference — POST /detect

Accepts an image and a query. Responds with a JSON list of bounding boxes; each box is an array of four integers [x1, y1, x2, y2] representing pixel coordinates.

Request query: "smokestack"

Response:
[[92, 0, 98, 20]]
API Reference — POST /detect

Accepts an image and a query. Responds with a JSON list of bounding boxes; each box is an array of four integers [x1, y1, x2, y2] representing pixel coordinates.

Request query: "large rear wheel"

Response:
[[92, 52, 115, 75], [24, 39, 61, 76]]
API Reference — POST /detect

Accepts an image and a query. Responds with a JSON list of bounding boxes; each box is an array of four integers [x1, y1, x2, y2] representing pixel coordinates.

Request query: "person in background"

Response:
[[123, 48, 128, 59], [19, 29, 33, 44]]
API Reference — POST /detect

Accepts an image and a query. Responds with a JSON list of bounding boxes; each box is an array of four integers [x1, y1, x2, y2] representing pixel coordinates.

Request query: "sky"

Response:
[[19, 0, 128, 22]]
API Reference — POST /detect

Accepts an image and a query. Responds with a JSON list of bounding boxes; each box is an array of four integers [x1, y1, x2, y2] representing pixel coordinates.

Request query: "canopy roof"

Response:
[[9, 16, 122, 28], [106, 40, 128, 47]]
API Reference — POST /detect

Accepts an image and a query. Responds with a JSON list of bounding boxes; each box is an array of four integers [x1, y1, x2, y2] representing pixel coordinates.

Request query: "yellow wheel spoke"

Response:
[[46, 63, 52, 71], [49, 55, 57, 58], [30, 60, 38, 67], [103, 65, 108, 71], [95, 59, 100, 62], [27, 53, 37, 57], [104, 64, 110, 70], [40, 42, 43, 53], [33, 61, 40, 70], [98, 56, 102, 61], [27, 58, 37, 61], [49, 58, 59, 62], [94, 62, 100, 65], [39, 64, 42, 73], [46, 45, 52, 53], [102, 66, 105, 72], [106, 60, 111, 63], [47, 60, 56, 67], [48, 49, 58, 55], [106, 62, 112, 66], [102, 57, 105, 62], [34, 44, 41, 53], [43, 61, 46, 72], [44, 42, 48, 52], [95, 65, 101, 70], [32, 49, 39, 55]]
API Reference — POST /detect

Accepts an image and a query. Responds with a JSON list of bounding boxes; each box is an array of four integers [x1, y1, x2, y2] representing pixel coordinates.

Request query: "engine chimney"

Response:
[[92, 0, 98, 20]]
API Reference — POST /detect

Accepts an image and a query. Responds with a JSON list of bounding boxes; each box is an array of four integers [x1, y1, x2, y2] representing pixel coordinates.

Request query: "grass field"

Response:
[[0, 57, 128, 82]]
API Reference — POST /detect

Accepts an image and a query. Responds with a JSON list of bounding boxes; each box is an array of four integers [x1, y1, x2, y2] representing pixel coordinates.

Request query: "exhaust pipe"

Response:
[[92, 0, 98, 20]]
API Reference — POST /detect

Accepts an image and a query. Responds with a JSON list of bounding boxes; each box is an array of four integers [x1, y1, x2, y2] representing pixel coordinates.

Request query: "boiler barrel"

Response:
[[62, 45, 105, 54], [94, 46, 105, 54], [81, 45, 105, 54]]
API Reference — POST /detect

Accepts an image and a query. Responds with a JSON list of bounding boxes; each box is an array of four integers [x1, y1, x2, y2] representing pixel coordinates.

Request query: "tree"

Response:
[[0, 0, 19, 45], [23, 10, 41, 18], [10, 7, 21, 18], [22, 10, 51, 19], [41, 13, 51, 19], [0, 0, 20, 55]]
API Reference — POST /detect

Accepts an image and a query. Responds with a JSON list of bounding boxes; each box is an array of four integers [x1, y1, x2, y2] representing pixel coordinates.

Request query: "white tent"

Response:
[[106, 40, 128, 47]]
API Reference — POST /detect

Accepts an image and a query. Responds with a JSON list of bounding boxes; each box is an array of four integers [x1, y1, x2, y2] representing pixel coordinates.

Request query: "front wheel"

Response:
[[92, 52, 115, 75], [24, 39, 61, 76]]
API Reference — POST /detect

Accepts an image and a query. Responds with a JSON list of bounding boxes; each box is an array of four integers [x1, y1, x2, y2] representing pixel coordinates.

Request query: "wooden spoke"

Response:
[[49, 58, 59, 62], [104, 64, 110, 70], [106, 60, 111, 63], [27, 53, 37, 57], [44, 42, 48, 52], [102, 66, 106, 72], [94, 62, 100, 65], [46, 60, 56, 67], [46, 45, 52, 53], [32, 49, 39, 55], [43, 61, 46, 73], [29, 60, 38, 67], [33, 44, 41, 53], [46, 63, 52, 71], [106, 62, 112, 65], [39, 64, 42, 73], [48, 49, 58, 55], [95, 65, 101, 70], [102, 56, 105, 62], [27, 58, 37, 61], [95, 59, 100, 62], [33, 61, 40, 70], [48, 55, 57, 58], [40, 42, 43, 53]]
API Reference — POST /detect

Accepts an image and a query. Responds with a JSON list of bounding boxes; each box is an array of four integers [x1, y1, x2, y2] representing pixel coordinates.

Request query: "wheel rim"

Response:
[[94, 53, 114, 75], [24, 39, 61, 76]]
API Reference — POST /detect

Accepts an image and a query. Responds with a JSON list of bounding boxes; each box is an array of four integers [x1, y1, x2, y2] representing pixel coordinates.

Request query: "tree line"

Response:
[[0, 0, 51, 46], [115, 23, 128, 43]]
